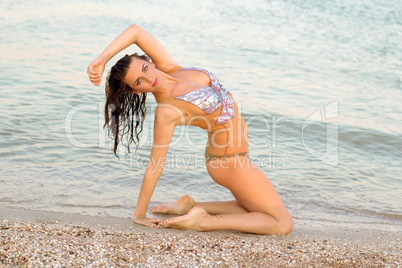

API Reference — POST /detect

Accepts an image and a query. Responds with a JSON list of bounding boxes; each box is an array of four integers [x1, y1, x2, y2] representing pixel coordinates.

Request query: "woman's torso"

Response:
[[158, 67, 249, 159]]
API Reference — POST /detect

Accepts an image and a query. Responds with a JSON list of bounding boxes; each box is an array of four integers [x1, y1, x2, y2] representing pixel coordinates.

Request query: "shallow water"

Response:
[[0, 0, 401, 230]]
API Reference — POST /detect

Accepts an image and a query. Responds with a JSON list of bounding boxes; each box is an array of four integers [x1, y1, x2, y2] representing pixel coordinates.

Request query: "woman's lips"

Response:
[[152, 78, 158, 87]]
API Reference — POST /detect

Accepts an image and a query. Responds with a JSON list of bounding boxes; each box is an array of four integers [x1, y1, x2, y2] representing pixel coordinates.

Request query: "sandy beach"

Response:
[[0, 207, 400, 267]]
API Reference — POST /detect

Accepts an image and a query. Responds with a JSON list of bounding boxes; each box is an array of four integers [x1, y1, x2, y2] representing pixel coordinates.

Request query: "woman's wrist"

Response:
[[96, 54, 107, 65], [133, 209, 146, 219], [133, 214, 146, 220]]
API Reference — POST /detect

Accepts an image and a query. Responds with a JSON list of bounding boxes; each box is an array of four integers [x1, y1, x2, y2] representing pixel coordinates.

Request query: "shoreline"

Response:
[[1, 206, 401, 267]]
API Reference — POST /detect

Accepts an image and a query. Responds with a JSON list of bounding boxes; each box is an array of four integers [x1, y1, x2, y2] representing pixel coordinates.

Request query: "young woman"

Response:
[[87, 24, 293, 235]]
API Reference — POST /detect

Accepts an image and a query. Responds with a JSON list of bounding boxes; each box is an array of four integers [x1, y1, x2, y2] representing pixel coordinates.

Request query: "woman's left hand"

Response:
[[133, 215, 164, 228], [87, 56, 106, 86]]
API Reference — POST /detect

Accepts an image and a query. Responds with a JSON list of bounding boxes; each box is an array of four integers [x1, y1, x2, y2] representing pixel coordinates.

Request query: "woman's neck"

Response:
[[152, 70, 180, 102]]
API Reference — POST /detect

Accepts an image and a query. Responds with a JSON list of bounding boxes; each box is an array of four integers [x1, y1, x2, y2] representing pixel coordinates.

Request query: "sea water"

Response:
[[0, 0, 401, 231]]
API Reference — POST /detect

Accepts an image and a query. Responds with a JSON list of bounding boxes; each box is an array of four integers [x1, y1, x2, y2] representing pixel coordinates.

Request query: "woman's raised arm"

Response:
[[87, 24, 179, 86]]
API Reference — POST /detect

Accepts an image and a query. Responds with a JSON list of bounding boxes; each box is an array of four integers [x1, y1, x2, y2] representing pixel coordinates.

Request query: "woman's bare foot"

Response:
[[159, 206, 211, 231], [151, 194, 196, 215]]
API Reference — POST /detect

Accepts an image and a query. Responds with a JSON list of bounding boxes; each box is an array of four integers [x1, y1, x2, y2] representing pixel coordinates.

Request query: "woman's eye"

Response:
[[144, 66, 148, 72], [136, 79, 141, 86]]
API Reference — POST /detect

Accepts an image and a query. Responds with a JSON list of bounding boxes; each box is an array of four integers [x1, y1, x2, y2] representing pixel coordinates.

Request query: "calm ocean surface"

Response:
[[0, 0, 401, 231]]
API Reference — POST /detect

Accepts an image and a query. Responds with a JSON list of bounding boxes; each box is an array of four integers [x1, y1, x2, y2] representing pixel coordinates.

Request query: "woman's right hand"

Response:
[[134, 215, 163, 228], [87, 56, 106, 86]]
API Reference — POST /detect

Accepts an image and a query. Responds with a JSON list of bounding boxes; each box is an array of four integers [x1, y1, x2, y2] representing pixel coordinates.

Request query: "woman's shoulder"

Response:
[[155, 102, 186, 125], [166, 65, 184, 74]]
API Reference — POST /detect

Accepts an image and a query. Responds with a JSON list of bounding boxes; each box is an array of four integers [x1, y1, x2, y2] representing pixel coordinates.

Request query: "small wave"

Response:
[[358, 209, 402, 221], [61, 203, 124, 209], [276, 116, 401, 157], [339, 126, 401, 157]]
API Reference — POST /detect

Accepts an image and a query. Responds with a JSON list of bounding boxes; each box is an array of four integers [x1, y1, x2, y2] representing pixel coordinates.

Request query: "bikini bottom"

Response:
[[205, 152, 249, 163]]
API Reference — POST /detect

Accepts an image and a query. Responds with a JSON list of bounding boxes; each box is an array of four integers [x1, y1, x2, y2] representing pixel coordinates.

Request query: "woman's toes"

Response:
[[160, 218, 176, 228], [151, 205, 165, 213], [151, 195, 196, 215]]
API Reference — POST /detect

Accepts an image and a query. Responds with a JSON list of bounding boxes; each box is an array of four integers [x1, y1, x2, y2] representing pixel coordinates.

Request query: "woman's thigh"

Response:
[[207, 157, 289, 218]]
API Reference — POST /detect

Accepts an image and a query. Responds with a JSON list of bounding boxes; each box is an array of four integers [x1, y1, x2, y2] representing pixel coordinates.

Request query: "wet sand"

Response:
[[1, 206, 400, 267]]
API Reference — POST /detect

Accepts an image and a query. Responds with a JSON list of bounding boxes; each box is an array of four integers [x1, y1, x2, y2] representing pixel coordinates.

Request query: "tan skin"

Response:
[[88, 25, 293, 234]]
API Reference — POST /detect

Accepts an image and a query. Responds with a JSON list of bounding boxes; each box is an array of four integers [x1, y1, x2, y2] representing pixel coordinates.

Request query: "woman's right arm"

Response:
[[87, 24, 179, 86], [133, 105, 180, 227]]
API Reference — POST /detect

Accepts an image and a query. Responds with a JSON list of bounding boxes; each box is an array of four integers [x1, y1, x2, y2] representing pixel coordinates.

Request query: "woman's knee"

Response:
[[277, 215, 294, 235]]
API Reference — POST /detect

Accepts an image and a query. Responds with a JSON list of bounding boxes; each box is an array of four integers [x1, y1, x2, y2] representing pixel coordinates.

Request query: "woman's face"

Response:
[[124, 58, 158, 94]]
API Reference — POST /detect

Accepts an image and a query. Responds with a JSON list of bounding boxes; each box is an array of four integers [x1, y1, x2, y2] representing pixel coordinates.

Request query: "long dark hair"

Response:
[[104, 53, 150, 157]]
